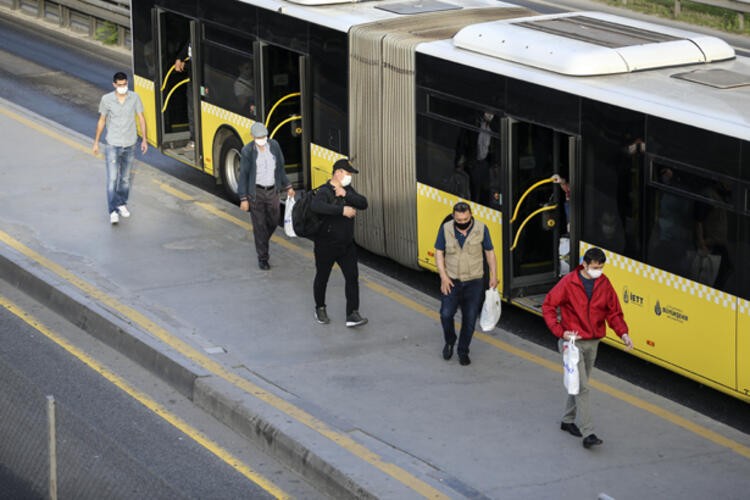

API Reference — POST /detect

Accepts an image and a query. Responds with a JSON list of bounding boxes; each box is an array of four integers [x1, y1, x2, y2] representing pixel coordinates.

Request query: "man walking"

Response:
[[311, 159, 368, 327], [542, 247, 634, 449], [93, 72, 148, 225], [435, 202, 497, 366], [238, 122, 295, 270]]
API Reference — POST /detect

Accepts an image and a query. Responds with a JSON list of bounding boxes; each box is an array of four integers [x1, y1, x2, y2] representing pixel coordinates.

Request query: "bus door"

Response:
[[154, 10, 201, 166], [505, 119, 577, 313], [257, 43, 308, 187]]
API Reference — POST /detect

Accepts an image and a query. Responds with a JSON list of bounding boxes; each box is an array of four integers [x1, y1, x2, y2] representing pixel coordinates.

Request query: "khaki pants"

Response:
[[558, 338, 600, 437]]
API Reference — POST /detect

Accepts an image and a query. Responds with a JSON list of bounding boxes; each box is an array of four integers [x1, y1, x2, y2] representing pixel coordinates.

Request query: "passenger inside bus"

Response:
[[454, 111, 499, 206], [694, 180, 733, 288], [648, 167, 693, 276], [233, 62, 256, 118], [174, 41, 194, 151]]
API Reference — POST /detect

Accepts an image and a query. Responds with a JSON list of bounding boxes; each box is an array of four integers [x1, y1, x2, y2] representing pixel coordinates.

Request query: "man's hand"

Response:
[[622, 333, 634, 351], [440, 276, 454, 296], [334, 185, 346, 197], [174, 59, 186, 72], [92, 142, 99, 156], [342, 206, 356, 218], [240, 200, 250, 212], [140, 138, 148, 154], [287, 187, 295, 199], [489, 275, 498, 289], [563, 330, 578, 341]]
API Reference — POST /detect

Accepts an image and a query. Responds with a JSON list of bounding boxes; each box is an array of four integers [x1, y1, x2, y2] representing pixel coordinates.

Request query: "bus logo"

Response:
[[623, 286, 644, 307]]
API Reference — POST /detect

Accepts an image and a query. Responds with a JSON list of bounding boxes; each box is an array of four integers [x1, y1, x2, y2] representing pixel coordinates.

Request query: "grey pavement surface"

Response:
[[1, 99, 749, 499]]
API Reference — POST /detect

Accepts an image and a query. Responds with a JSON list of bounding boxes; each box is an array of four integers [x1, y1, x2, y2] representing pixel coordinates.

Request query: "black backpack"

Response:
[[292, 187, 324, 238]]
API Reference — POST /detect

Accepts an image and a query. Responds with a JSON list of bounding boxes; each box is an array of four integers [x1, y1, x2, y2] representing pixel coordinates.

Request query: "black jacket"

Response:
[[311, 182, 368, 247]]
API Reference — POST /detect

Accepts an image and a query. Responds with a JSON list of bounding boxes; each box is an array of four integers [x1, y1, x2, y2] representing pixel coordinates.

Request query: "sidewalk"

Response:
[[1, 99, 749, 499]]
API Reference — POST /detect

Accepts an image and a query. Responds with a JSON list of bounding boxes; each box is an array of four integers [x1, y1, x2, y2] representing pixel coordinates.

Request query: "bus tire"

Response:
[[219, 134, 243, 203]]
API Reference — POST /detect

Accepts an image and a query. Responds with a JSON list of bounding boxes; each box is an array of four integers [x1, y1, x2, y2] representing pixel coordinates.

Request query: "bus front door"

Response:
[[505, 120, 577, 313], [257, 43, 308, 187]]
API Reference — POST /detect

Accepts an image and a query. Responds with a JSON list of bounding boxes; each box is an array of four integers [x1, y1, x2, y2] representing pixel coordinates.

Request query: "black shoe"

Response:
[[560, 422, 583, 437], [582, 434, 603, 449], [314, 307, 330, 325], [345, 311, 368, 327], [442, 344, 454, 360], [458, 353, 471, 366], [259, 260, 270, 270]]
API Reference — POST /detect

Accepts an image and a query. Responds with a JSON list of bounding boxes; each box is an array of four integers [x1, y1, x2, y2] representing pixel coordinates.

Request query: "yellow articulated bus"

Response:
[[131, 0, 750, 402]]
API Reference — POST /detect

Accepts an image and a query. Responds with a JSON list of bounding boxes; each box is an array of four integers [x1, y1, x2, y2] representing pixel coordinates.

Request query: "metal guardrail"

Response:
[[0, 0, 130, 47]]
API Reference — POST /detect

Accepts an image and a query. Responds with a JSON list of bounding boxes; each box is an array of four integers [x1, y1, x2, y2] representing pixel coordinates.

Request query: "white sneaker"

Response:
[[117, 205, 130, 218], [110, 211, 119, 224]]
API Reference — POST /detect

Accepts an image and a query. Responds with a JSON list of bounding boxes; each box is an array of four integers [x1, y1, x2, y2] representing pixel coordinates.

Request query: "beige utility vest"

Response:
[[443, 220, 485, 281]]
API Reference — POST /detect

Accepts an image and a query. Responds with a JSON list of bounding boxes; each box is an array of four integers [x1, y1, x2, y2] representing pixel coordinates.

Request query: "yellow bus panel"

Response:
[[201, 102, 254, 177], [584, 243, 737, 392], [738, 299, 750, 397], [134, 75, 157, 145], [310, 144, 345, 189], [416, 183, 503, 290]]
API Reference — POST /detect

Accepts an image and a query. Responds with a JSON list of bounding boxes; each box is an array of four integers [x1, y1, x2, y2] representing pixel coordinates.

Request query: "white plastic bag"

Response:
[[562, 337, 580, 395], [479, 288, 501, 332], [283, 195, 297, 237]]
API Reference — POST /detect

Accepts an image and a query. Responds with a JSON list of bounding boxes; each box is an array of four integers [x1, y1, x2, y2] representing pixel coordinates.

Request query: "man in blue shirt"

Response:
[[435, 202, 497, 365]]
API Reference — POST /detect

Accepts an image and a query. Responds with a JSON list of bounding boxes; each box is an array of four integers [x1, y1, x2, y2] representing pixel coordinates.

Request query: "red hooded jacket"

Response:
[[542, 265, 629, 340]]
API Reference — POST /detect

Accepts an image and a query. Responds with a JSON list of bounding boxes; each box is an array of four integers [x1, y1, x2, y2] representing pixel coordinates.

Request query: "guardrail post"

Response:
[[58, 4, 70, 29], [118, 24, 125, 46], [739, 13, 745, 31], [674, 0, 681, 17], [47, 395, 58, 500], [37, 0, 45, 18]]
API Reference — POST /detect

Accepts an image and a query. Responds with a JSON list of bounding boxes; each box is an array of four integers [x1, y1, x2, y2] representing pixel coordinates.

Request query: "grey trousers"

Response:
[[250, 188, 280, 262], [559, 338, 600, 437]]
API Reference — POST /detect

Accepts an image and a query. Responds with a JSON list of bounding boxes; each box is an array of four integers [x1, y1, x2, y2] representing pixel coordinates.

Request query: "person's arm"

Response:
[[603, 280, 633, 349], [344, 187, 368, 210], [482, 226, 497, 289], [137, 112, 148, 154], [310, 186, 343, 216], [238, 147, 252, 211], [272, 141, 295, 198], [435, 249, 454, 296], [541, 283, 566, 338], [93, 114, 106, 155]]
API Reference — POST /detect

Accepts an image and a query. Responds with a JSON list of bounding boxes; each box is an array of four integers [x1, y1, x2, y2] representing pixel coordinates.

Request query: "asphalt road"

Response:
[[0, 4, 747, 441], [0, 283, 322, 499]]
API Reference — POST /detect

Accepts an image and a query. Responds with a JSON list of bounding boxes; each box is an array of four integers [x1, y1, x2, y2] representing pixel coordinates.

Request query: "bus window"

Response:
[[581, 101, 644, 259], [417, 113, 501, 208], [202, 28, 255, 119]]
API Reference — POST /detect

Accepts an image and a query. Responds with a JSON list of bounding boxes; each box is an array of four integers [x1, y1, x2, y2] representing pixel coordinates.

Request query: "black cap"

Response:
[[332, 159, 359, 174]]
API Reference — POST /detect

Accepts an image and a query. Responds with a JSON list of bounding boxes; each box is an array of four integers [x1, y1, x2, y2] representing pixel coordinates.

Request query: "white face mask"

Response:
[[116, 86, 128, 95], [341, 174, 352, 187], [586, 268, 603, 279], [255, 137, 267, 147]]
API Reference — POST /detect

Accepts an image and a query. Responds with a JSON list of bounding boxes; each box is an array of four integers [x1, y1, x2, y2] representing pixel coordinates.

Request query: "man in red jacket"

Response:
[[542, 247, 633, 449]]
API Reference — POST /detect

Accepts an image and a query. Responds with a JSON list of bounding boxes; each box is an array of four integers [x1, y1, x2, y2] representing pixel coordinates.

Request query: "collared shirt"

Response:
[[255, 144, 276, 187], [435, 221, 493, 251], [98, 91, 144, 147]]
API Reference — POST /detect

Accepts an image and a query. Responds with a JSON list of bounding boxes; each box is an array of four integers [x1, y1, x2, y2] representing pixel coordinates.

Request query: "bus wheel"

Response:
[[219, 134, 243, 203]]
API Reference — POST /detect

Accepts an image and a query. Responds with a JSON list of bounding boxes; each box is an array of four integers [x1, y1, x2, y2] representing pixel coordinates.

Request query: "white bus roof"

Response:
[[453, 11, 735, 76], [418, 38, 750, 141], [234, 0, 521, 32]]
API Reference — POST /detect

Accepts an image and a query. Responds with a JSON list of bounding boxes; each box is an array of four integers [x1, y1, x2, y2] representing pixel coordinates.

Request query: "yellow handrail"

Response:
[[265, 92, 300, 129], [270, 115, 302, 139], [510, 204, 557, 251], [161, 78, 190, 112], [511, 177, 554, 224], [161, 57, 190, 92]]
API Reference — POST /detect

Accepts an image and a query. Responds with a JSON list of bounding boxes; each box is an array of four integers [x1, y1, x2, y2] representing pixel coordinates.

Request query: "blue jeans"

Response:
[[440, 278, 483, 356], [105, 144, 135, 213]]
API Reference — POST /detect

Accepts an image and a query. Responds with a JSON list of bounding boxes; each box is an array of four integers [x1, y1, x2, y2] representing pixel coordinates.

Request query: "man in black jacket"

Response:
[[311, 159, 368, 327]]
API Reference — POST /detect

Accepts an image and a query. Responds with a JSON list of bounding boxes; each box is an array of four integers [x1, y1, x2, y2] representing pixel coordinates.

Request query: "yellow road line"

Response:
[[0, 229, 447, 499], [0, 293, 291, 500]]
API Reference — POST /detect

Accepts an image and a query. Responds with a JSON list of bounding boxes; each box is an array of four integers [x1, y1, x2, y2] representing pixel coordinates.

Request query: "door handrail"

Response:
[[510, 177, 555, 224], [160, 57, 190, 92], [270, 115, 302, 139], [161, 78, 190, 112], [265, 92, 301, 129], [510, 204, 558, 251]]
